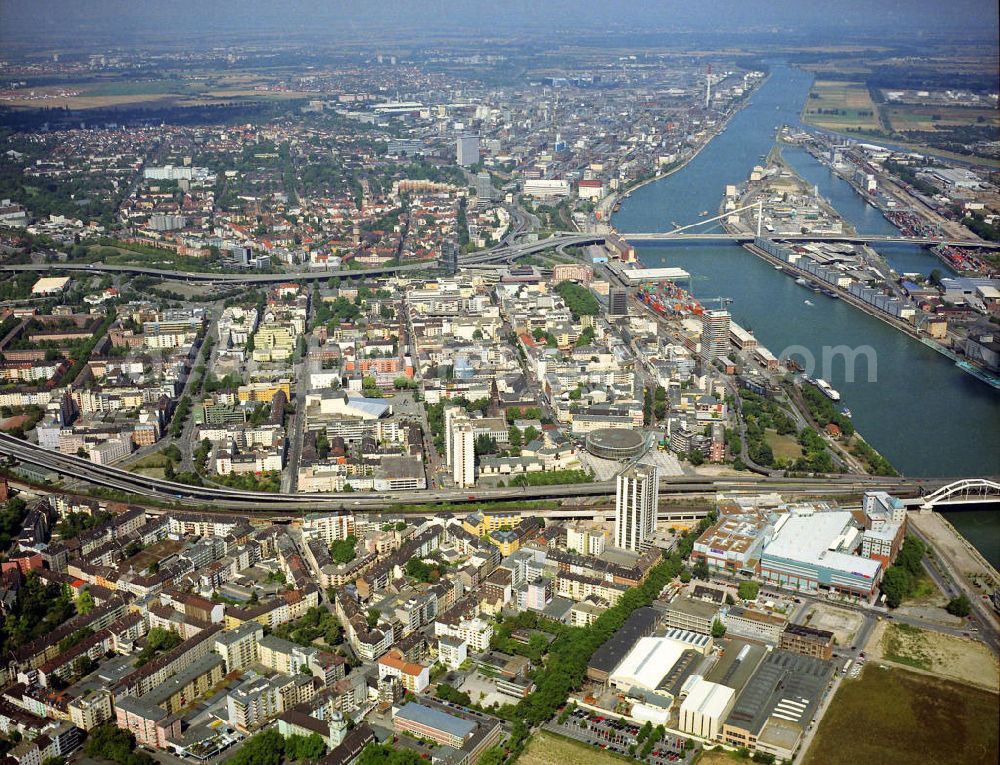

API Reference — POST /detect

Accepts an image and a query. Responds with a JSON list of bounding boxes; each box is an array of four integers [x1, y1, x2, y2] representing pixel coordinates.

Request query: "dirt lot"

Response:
[[520, 731, 629, 765], [803, 664, 998, 765], [800, 603, 865, 646], [867, 620, 999, 691], [128, 538, 185, 573]]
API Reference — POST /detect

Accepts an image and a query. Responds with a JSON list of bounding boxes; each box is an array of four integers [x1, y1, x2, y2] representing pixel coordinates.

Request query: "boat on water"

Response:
[[795, 277, 808, 286], [699, 210, 709, 216], [804, 299, 814, 306], [815, 378, 842, 401], [840, 406, 852, 418], [821, 288, 839, 299]]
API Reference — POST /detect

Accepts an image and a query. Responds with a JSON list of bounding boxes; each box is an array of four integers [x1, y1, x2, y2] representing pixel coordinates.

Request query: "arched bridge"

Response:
[[920, 479, 1000, 511]]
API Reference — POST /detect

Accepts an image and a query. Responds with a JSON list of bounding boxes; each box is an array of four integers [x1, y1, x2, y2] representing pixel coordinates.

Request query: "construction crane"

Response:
[[701, 296, 734, 310]]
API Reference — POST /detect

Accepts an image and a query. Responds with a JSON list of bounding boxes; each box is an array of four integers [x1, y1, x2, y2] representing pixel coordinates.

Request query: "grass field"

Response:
[[803, 80, 881, 132], [763, 429, 803, 461], [803, 665, 999, 765], [520, 731, 630, 765], [695, 750, 742, 765]]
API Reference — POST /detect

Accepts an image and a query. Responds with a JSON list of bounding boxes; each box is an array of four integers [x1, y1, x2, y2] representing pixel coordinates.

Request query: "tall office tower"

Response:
[[457, 135, 480, 167], [608, 287, 629, 317], [700, 310, 731, 361], [452, 424, 475, 488], [615, 464, 659, 551], [476, 171, 493, 202], [442, 239, 459, 275]]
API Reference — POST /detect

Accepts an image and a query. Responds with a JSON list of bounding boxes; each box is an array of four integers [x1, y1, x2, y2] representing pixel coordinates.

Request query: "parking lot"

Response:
[[549, 707, 694, 765]]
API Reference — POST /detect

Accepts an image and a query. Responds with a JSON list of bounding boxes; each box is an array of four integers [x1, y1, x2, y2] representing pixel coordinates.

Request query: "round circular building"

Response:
[[585, 428, 646, 460]]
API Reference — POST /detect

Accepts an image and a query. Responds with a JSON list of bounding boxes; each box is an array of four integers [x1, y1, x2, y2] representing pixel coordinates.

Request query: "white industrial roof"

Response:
[[680, 677, 736, 721], [763, 512, 880, 577], [621, 267, 691, 284], [610, 636, 686, 692]]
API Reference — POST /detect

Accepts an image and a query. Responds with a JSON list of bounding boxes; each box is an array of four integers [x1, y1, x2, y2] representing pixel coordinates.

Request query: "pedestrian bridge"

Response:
[[918, 479, 1000, 511]]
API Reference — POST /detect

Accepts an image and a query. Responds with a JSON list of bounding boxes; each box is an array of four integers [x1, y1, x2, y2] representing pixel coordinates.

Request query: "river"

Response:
[[613, 63, 1000, 558]]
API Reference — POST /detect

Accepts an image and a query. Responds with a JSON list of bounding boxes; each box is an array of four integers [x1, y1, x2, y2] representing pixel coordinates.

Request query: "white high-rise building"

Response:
[[444, 405, 462, 466], [457, 135, 480, 167], [615, 465, 659, 551], [700, 310, 731, 361], [452, 423, 475, 488]]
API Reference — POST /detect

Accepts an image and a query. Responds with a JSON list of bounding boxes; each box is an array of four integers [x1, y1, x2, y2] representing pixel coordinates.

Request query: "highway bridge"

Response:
[[0, 433, 950, 513], [0, 261, 427, 284], [457, 229, 996, 268], [4, 229, 992, 284]]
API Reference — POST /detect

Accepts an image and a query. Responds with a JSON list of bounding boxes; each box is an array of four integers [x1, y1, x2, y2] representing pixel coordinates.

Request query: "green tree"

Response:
[[881, 566, 912, 608], [83, 724, 154, 765], [945, 594, 972, 617], [738, 581, 761, 601], [692, 558, 710, 580], [224, 729, 284, 765], [508, 424, 522, 455], [76, 589, 95, 615], [284, 733, 326, 763], [712, 619, 727, 638], [330, 535, 358, 565]]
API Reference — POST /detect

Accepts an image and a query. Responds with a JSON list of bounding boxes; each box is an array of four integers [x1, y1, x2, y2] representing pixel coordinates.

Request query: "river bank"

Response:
[[611, 62, 1000, 560], [596, 72, 771, 226]]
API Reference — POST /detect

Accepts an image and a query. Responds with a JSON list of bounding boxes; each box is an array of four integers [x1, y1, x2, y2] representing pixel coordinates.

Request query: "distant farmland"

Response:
[[802, 80, 882, 132]]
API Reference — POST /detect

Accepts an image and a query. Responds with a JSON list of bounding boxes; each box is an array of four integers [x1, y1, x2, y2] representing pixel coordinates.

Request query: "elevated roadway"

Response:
[[0, 261, 428, 284], [458, 230, 996, 268], [0, 433, 951, 513]]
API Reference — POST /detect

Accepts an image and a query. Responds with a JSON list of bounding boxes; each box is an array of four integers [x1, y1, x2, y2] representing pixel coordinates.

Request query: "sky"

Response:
[[2, 0, 998, 47]]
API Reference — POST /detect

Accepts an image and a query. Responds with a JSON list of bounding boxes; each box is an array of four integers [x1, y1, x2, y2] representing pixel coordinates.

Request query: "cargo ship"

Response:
[[636, 282, 704, 318]]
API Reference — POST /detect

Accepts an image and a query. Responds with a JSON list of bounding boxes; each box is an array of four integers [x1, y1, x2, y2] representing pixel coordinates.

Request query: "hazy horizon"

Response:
[[2, 0, 999, 50]]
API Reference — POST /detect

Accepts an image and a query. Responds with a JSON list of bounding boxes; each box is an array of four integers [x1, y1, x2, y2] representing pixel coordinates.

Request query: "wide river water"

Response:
[[613, 64, 1000, 562]]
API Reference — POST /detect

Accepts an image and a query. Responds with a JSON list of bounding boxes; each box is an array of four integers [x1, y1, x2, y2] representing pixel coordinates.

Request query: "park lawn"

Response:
[[519, 731, 631, 765], [803, 664, 998, 765], [763, 429, 803, 461], [904, 572, 941, 603], [128, 452, 172, 469], [803, 80, 881, 132], [130, 466, 166, 479]]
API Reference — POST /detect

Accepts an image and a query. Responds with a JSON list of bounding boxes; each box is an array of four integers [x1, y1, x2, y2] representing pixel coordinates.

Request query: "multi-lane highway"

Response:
[[0, 432, 949, 513]]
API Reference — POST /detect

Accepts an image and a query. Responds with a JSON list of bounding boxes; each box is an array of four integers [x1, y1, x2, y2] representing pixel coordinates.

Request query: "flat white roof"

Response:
[[621, 267, 691, 284], [610, 636, 685, 692], [763, 512, 880, 577], [681, 677, 735, 720]]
